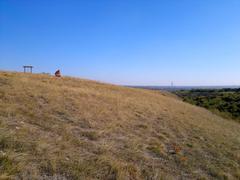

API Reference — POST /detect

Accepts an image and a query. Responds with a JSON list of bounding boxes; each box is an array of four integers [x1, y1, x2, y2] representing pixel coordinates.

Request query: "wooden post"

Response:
[[23, 66, 33, 73]]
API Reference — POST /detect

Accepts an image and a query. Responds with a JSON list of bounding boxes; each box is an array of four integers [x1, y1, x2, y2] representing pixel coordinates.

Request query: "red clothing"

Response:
[[55, 70, 61, 77]]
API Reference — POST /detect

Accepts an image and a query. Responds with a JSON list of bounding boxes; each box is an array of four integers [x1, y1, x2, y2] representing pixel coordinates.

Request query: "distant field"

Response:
[[175, 89, 240, 123]]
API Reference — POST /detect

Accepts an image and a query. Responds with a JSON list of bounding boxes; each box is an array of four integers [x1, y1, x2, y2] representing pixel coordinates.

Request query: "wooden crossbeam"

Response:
[[23, 66, 33, 73]]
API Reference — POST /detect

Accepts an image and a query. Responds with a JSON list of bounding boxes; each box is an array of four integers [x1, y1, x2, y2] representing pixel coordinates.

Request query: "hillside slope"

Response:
[[0, 71, 239, 179]]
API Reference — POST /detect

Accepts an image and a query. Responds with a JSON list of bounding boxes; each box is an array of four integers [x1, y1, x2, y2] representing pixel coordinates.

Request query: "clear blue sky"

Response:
[[0, 0, 240, 86]]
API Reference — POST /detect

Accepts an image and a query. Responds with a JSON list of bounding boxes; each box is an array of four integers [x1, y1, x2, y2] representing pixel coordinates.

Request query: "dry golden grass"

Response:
[[0, 71, 239, 179]]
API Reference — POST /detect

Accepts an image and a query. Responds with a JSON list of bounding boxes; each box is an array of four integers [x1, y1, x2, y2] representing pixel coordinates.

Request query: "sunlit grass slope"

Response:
[[0, 71, 239, 179]]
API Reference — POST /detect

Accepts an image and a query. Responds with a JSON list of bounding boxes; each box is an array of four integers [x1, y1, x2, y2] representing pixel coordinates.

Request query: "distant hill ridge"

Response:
[[130, 85, 240, 91], [0, 71, 239, 179]]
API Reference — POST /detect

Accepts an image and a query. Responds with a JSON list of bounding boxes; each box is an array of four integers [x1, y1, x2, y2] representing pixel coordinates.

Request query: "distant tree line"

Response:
[[174, 89, 240, 123]]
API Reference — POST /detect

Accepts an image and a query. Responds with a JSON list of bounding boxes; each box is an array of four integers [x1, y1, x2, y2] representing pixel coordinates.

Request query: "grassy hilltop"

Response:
[[0, 71, 239, 179]]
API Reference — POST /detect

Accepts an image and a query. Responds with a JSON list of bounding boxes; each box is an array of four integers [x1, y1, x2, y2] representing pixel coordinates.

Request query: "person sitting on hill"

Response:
[[55, 70, 61, 77]]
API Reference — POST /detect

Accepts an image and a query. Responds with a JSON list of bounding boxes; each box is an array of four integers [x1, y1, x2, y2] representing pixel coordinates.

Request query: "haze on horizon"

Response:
[[0, 0, 240, 86]]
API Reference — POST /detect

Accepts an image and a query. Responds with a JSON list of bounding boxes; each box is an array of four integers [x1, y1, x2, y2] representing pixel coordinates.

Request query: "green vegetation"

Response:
[[175, 89, 240, 122]]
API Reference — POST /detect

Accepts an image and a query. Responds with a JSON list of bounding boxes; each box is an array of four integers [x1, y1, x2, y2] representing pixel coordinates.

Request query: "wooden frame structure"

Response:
[[23, 66, 33, 73]]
